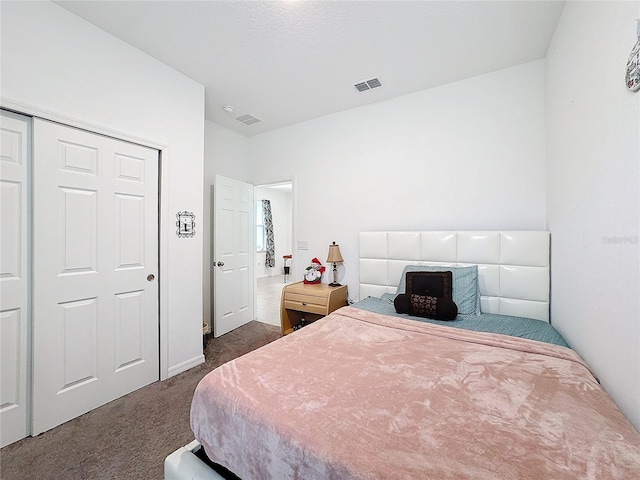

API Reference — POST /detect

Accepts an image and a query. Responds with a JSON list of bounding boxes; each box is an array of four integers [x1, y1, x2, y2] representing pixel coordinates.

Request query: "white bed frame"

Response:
[[165, 230, 551, 480], [359, 231, 550, 322], [165, 440, 224, 480]]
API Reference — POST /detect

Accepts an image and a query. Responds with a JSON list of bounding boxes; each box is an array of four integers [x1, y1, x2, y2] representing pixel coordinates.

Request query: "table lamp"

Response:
[[326, 241, 344, 287]]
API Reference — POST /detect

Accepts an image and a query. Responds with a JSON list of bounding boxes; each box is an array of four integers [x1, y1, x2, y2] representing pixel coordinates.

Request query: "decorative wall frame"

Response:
[[176, 211, 196, 238]]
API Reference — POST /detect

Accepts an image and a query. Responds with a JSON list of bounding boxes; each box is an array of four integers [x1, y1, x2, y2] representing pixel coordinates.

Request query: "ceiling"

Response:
[[55, 1, 565, 137]]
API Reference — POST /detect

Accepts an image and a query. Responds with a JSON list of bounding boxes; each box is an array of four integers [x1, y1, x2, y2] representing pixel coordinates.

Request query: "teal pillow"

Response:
[[396, 265, 479, 315]]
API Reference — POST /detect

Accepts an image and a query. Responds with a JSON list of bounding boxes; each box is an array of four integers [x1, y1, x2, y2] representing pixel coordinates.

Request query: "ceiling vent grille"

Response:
[[354, 77, 382, 92], [235, 114, 262, 125]]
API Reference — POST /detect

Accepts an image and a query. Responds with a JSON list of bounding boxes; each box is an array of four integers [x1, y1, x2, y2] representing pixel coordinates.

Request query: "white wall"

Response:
[[248, 60, 547, 300], [256, 187, 293, 278], [546, 1, 640, 430], [202, 120, 251, 328], [0, 1, 205, 378]]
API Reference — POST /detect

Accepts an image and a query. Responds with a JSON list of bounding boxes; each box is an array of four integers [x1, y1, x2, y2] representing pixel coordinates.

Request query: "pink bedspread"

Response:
[[191, 306, 640, 479]]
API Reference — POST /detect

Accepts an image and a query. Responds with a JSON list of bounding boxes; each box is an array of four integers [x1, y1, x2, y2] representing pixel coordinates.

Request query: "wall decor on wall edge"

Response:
[[176, 211, 196, 238], [625, 19, 640, 92]]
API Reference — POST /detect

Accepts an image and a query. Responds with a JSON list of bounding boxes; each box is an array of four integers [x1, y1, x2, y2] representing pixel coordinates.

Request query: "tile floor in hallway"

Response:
[[256, 274, 291, 327]]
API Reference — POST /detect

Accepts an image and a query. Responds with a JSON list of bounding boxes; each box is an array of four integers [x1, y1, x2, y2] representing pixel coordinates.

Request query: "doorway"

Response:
[[255, 181, 293, 327]]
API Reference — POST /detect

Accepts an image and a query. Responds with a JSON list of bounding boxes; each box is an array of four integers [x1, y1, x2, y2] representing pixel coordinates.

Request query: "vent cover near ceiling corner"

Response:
[[235, 114, 262, 126], [354, 77, 382, 92]]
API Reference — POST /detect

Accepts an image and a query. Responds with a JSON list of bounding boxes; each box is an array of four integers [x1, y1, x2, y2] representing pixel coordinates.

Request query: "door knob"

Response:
[[216, 261, 224, 267], [147, 274, 155, 282]]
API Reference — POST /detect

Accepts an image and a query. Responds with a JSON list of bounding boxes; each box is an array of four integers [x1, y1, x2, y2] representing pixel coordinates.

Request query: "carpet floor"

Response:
[[0, 321, 282, 480]]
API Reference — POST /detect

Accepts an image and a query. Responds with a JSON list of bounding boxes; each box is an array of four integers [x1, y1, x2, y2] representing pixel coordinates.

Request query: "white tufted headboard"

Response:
[[359, 231, 550, 322]]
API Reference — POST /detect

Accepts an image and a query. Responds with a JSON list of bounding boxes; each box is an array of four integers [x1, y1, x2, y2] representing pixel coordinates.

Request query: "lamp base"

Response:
[[329, 262, 341, 288]]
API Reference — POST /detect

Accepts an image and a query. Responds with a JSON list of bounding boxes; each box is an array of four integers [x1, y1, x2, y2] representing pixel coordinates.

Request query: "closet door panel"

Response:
[[32, 118, 159, 435], [0, 111, 30, 448]]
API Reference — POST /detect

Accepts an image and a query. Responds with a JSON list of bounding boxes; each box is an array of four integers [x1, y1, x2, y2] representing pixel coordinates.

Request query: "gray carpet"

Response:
[[0, 321, 282, 480]]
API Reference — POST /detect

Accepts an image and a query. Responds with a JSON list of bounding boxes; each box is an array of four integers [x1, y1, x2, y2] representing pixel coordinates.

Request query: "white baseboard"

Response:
[[167, 354, 205, 378]]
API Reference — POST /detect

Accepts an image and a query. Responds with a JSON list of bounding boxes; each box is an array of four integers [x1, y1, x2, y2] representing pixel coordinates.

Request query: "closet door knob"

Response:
[[216, 261, 224, 267], [147, 274, 155, 282]]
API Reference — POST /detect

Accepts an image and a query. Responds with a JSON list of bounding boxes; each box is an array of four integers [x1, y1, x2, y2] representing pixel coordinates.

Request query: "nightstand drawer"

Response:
[[284, 299, 326, 315], [280, 282, 348, 335], [285, 292, 326, 306]]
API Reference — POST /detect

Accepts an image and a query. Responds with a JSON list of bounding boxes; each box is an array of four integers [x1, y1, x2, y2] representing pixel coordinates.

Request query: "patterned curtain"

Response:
[[262, 199, 275, 268]]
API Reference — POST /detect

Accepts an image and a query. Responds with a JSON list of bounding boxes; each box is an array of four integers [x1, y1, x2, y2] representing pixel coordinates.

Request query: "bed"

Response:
[[165, 231, 640, 479]]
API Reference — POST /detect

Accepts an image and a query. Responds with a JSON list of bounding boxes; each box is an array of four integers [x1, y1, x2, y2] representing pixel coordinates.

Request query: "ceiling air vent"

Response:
[[235, 114, 262, 126], [354, 77, 382, 92]]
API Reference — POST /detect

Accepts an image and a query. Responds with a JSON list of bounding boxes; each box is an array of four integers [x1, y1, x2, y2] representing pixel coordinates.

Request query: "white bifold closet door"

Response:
[[32, 119, 159, 435], [1, 111, 30, 448]]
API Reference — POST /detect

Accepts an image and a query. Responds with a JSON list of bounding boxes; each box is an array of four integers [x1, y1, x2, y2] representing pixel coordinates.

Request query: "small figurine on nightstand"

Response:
[[303, 258, 325, 284]]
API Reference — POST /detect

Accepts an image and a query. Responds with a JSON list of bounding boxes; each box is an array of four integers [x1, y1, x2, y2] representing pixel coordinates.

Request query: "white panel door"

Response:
[[213, 175, 254, 337], [32, 119, 159, 435], [0, 111, 30, 447]]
